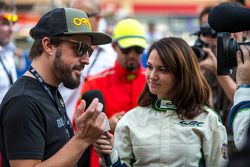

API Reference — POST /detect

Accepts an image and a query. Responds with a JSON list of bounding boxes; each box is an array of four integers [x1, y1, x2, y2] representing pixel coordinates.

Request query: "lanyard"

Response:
[[28, 65, 74, 141], [85, 47, 102, 76]]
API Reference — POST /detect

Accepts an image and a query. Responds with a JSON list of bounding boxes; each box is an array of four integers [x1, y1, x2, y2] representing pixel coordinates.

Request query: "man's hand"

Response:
[[74, 98, 106, 146], [236, 45, 250, 85], [199, 47, 217, 75]]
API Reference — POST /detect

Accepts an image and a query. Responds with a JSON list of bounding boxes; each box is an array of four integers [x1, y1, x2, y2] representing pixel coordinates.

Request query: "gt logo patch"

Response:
[[177, 120, 204, 127]]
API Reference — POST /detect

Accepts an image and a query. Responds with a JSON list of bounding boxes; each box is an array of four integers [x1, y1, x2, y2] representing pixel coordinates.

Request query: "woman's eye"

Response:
[[159, 68, 168, 72]]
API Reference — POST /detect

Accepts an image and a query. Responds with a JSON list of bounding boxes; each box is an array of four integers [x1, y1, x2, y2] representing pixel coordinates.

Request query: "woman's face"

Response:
[[146, 49, 176, 99]]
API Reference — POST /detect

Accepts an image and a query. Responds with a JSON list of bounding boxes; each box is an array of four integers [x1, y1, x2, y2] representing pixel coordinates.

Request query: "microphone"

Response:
[[82, 90, 112, 167], [208, 4, 250, 33]]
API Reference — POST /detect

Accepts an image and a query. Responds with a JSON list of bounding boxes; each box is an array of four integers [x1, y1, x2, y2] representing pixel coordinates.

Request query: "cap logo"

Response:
[[73, 17, 91, 29]]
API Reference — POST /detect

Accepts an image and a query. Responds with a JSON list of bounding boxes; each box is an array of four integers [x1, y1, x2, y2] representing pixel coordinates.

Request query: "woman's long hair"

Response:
[[138, 37, 210, 119]]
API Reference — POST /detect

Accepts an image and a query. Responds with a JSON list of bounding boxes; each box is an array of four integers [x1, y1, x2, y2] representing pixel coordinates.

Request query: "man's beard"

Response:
[[53, 49, 81, 89], [126, 61, 139, 71]]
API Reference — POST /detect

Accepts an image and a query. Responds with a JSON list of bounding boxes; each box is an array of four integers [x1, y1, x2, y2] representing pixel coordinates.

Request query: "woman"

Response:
[[94, 37, 228, 167]]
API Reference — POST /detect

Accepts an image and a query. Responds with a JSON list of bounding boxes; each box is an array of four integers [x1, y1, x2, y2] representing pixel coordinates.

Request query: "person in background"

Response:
[[145, 21, 162, 46], [227, 46, 250, 167], [141, 21, 163, 68], [197, 5, 238, 130], [94, 37, 228, 167], [74, 18, 147, 167], [0, 1, 18, 103], [0, 7, 111, 167], [228, 44, 250, 151], [59, 0, 116, 123]]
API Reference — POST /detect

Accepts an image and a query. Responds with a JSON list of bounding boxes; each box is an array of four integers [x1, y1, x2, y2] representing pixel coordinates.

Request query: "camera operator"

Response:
[[207, 2, 250, 166], [226, 45, 250, 167], [228, 45, 250, 150], [192, 21, 236, 126]]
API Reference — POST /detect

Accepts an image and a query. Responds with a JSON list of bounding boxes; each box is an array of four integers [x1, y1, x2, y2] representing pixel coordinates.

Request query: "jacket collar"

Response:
[[153, 99, 177, 112], [114, 60, 144, 81]]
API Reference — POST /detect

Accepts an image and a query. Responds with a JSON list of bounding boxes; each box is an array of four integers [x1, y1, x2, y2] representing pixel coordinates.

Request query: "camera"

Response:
[[191, 38, 209, 61], [191, 23, 217, 61], [217, 32, 249, 75]]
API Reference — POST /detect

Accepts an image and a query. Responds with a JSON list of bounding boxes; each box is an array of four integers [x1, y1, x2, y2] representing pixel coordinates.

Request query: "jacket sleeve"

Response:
[[99, 119, 133, 167], [203, 113, 228, 167], [229, 87, 250, 150], [111, 118, 135, 167]]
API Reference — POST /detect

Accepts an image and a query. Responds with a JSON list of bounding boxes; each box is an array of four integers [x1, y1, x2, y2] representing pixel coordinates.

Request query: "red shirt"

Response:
[[74, 61, 146, 167], [76, 61, 146, 119]]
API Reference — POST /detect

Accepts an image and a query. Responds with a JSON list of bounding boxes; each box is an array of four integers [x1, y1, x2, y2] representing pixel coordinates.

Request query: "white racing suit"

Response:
[[101, 103, 228, 167]]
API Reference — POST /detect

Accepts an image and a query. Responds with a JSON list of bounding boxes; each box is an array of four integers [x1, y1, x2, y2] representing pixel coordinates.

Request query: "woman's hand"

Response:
[[93, 131, 114, 156]]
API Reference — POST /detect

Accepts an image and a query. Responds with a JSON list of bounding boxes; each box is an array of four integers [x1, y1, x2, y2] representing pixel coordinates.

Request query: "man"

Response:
[[197, 5, 237, 127], [227, 45, 250, 167], [59, 0, 116, 122], [0, 7, 112, 167], [0, 1, 18, 103], [59, 2, 116, 167], [75, 18, 147, 167], [228, 45, 250, 151]]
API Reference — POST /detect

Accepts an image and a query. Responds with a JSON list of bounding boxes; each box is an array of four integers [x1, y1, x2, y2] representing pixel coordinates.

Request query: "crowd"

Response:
[[0, 0, 250, 167]]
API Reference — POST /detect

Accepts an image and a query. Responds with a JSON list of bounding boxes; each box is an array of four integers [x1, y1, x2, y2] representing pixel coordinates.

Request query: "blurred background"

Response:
[[3, 0, 248, 50]]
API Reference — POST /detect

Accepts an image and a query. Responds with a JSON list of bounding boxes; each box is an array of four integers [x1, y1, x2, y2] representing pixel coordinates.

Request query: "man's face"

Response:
[[52, 35, 92, 89], [200, 34, 217, 53], [115, 43, 144, 71], [0, 14, 14, 46]]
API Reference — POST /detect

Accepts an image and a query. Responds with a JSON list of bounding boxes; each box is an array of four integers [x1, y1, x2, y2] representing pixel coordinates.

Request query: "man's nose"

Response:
[[79, 53, 90, 65]]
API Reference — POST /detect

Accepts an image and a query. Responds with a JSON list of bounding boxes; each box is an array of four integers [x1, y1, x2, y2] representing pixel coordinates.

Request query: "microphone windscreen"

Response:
[[82, 90, 112, 167], [208, 4, 250, 32], [82, 90, 105, 112]]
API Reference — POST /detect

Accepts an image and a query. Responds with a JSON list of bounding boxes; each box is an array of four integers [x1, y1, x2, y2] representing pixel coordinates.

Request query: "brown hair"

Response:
[[138, 37, 210, 119], [28, 36, 63, 61]]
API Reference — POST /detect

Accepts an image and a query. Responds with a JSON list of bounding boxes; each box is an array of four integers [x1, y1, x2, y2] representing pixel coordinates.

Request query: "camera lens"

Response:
[[191, 46, 207, 61], [191, 38, 208, 61]]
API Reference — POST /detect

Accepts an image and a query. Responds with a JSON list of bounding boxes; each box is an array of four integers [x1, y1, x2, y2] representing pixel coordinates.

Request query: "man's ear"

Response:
[[42, 37, 56, 56], [112, 42, 118, 51]]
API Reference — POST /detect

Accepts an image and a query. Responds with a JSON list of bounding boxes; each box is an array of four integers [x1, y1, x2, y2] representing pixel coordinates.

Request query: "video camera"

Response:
[[217, 32, 249, 75], [191, 23, 217, 61], [208, 4, 250, 75]]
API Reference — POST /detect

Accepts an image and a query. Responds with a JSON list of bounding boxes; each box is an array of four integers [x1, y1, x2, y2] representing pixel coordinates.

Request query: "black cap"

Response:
[[30, 8, 112, 45]]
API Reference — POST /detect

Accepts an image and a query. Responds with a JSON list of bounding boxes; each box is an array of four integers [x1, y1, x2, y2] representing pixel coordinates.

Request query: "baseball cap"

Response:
[[30, 8, 111, 45], [113, 18, 147, 49]]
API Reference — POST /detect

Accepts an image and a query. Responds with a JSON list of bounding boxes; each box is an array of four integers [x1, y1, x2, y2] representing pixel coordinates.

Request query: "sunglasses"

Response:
[[59, 38, 94, 57], [0, 13, 18, 25], [119, 46, 144, 55]]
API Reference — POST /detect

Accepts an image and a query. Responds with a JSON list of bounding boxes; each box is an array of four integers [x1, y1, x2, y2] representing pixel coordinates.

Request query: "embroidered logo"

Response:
[[177, 120, 204, 127], [73, 17, 91, 28]]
